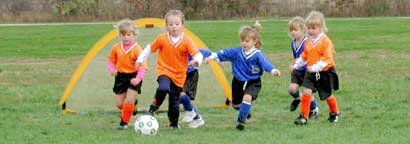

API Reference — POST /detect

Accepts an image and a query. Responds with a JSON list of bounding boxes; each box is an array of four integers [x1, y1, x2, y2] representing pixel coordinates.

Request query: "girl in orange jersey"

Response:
[[108, 19, 148, 130], [136, 10, 202, 129], [291, 11, 340, 125]]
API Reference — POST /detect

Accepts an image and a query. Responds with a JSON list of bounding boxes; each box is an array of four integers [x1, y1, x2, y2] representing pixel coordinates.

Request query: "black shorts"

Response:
[[231, 77, 261, 105], [182, 70, 199, 100], [302, 67, 339, 100], [112, 72, 142, 95], [290, 70, 305, 85]]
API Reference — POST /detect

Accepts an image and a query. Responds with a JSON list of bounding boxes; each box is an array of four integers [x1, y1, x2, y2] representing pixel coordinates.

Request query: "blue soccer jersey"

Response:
[[187, 48, 213, 73], [216, 47, 276, 81], [291, 36, 308, 71]]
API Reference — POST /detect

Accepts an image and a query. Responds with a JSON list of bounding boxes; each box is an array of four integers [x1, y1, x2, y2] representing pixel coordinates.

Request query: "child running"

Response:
[[144, 48, 212, 128], [107, 19, 148, 130], [287, 16, 319, 119], [205, 21, 281, 130], [136, 9, 202, 129], [291, 11, 340, 125]]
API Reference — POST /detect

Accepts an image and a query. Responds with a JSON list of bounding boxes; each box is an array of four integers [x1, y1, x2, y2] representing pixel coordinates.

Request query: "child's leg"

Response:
[[180, 92, 197, 123], [167, 84, 181, 128], [148, 76, 171, 114], [300, 89, 313, 119], [120, 89, 138, 125], [326, 95, 339, 113], [237, 94, 252, 123], [115, 93, 126, 110], [288, 83, 301, 111]]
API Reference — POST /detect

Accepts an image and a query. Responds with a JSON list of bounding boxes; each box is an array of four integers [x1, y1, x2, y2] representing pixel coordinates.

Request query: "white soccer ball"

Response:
[[134, 115, 159, 135]]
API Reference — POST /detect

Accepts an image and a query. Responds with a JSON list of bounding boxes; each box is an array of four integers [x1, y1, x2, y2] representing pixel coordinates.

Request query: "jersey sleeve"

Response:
[[108, 46, 117, 64], [258, 53, 275, 72], [216, 47, 236, 62], [150, 35, 162, 53]]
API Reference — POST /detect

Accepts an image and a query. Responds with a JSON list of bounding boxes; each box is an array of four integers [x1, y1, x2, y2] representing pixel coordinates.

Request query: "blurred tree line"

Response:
[[1, 0, 409, 22]]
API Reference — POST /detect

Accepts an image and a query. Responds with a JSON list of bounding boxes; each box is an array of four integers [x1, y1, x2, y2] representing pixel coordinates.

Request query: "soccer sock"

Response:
[[326, 96, 339, 113], [300, 94, 312, 119], [310, 99, 317, 110], [180, 94, 193, 111], [121, 103, 134, 124], [237, 101, 252, 123], [193, 108, 200, 120], [289, 90, 300, 99]]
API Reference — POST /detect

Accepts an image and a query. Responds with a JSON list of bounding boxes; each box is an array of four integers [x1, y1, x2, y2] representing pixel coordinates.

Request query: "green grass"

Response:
[[0, 18, 409, 143]]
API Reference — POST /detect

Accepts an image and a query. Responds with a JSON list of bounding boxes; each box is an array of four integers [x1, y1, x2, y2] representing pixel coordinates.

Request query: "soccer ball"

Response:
[[134, 115, 159, 135]]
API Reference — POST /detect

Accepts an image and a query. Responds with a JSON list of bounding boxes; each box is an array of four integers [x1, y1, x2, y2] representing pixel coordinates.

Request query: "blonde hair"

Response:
[[288, 16, 306, 32], [164, 9, 185, 24], [239, 21, 262, 48], [115, 19, 137, 35], [306, 11, 327, 32]]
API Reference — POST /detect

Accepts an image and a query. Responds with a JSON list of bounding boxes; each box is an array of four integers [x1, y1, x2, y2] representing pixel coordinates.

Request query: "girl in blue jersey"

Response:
[[205, 21, 281, 130], [287, 17, 319, 119]]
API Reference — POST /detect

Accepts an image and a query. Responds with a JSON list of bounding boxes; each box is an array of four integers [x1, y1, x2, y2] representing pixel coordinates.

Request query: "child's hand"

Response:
[[110, 70, 118, 76], [135, 62, 142, 69], [130, 78, 141, 85], [204, 57, 212, 64], [271, 69, 281, 77], [188, 60, 199, 67]]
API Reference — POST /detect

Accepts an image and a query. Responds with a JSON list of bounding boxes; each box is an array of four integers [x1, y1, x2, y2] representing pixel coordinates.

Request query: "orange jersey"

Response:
[[301, 34, 336, 71], [150, 32, 199, 87], [108, 42, 148, 73]]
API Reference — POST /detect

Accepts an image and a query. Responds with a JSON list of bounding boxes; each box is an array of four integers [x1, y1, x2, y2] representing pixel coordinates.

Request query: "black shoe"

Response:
[[294, 114, 308, 125], [117, 121, 128, 130], [328, 112, 340, 123], [247, 113, 251, 119], [236, 122, 245, 131], [289, 99, 300, 111], [147, 104, 158, 116]]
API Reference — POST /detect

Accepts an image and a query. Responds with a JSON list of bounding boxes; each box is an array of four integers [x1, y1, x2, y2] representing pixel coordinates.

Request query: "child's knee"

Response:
[[302, 89, 312, 96], [243, 94, 252, 103]]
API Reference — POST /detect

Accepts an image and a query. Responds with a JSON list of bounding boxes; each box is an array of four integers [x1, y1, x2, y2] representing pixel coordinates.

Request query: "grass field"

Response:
[[0, 17, 409, 143]]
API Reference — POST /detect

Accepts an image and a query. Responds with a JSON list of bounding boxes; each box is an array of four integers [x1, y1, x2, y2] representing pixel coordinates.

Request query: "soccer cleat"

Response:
[[294, 114, 308, 125], [309, 107, 319, 119], [289, 99, 301, 111], [189, 117, 205, 128], [236, 122, 245, 131], [182, 110, 196, 123], [167, 121, 180, 130], [117, 121, 128, 130], [328, 112, 340, 123], [146, 104, 159, 116], [214, 104, 229, 109], [247, 113, 251, 119]]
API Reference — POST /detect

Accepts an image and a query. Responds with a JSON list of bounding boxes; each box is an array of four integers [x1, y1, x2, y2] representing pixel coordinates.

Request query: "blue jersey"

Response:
[[291, 36, 307, 71], [216, 47, 276, 81], [187, 48, 213, 73]]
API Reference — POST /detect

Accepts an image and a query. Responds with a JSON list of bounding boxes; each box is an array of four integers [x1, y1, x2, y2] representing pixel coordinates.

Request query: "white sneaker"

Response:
[[189, 117, 205, 128], [182, 110, 196, 123]]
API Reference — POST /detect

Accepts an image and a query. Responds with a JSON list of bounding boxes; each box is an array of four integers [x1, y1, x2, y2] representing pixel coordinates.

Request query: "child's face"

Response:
[[241, 37, 256, 51], [166, 16, 184, 37], [307, 25, 321, 37], [289, 27, 304, 40], [120, 31, 135, 44]]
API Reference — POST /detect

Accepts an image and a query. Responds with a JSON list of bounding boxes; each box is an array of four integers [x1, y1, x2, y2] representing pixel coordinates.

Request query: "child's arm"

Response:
[[258, 54, 280, 76], [135, 44, 151, 68], [107, 47, 118, 76], [204, 48, 236, 63]]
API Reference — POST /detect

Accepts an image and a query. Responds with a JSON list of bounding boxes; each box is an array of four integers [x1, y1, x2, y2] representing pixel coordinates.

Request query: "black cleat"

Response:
[[294, 114, 308, 125], [328, 112, 340, 123], [133, 99, 139, 116], [289, 99, 301, 111], [247, 113, 251, 119], [236, 123, 245, 131], [117, 121, 128, 130], [147, 104, 158, 116]]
